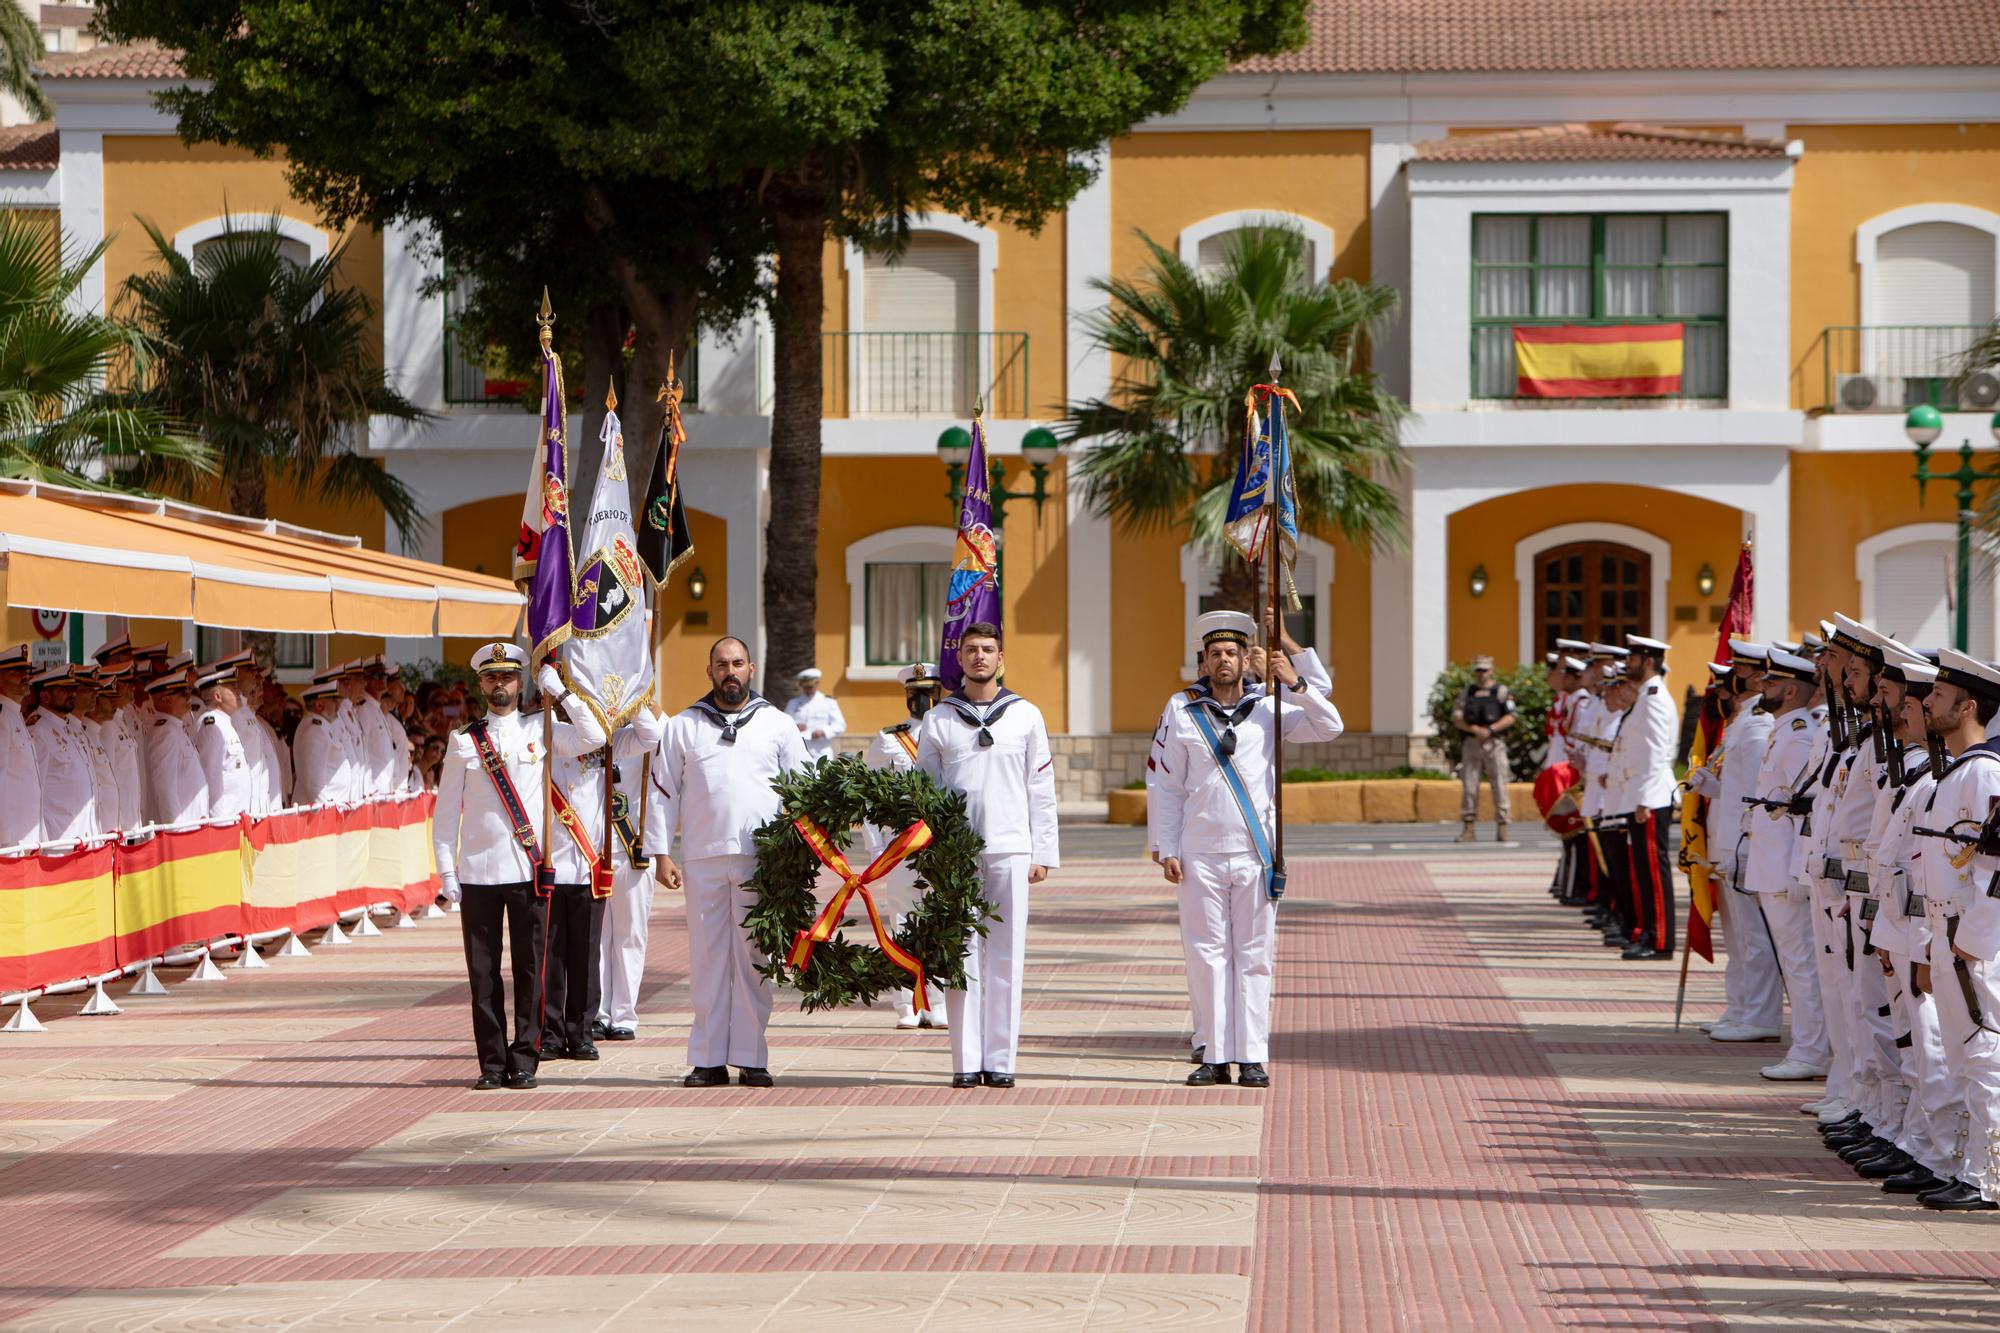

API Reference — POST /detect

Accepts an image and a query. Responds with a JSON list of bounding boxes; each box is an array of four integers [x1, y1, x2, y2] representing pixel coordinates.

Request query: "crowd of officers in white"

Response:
[[0, 634, 424, 854], [1545, 615, 2000, 1211]]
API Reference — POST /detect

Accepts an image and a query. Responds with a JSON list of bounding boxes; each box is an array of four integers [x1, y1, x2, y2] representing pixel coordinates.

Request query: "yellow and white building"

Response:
[[8, 4, 2000, 801]]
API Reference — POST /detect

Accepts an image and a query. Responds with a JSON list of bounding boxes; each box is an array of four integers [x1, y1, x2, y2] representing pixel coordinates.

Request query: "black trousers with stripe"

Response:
[[460, 880, 550, 1078], [1625, 809, 1676, 953]]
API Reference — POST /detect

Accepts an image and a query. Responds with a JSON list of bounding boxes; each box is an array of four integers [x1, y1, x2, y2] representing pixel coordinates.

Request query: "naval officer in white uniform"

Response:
[[916, 620, 1060, 1089], [0, 645, 43, 849], [1152, 611, 1345, 1089], [785, 666, 846, 763], [645, 635, 811, 1088]]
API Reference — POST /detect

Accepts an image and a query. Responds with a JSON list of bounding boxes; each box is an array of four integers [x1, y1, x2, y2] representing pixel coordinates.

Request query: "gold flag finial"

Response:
[[606, 379, 618, 412], [657, 350, 684, 407], [536, 287, 554, 351]]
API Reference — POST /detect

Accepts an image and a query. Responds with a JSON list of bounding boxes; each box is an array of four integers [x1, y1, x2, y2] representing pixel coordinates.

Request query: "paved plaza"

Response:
[[5, 843, 2000, 1330]]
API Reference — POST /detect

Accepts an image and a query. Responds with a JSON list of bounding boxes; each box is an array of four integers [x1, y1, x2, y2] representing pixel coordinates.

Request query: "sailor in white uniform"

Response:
[[916, 620, 1060, 1089], [73, 672, 123, 833], [194, 666, 255, 821], [594, 739, 660, 1044], [433, 643, 605, 1090], [1692, 640, 1780, 1040], [291, 683, 351, 804], [1743, 649, 1833, 1082], [1153, 611, 1345, 1089], [28, 667, 99, 843], [645, 634, 811, 1088], [97, 665, 146, 832], [785, 666, 846, 763], [333, 663, 373, 799], [0, 644, 44, 849], [862, 661, 945, 1029], [142, 673, 208, 826]]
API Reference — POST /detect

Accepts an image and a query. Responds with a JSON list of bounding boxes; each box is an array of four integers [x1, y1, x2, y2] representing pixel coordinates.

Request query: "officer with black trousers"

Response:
[[433, 644, 605, 1090]]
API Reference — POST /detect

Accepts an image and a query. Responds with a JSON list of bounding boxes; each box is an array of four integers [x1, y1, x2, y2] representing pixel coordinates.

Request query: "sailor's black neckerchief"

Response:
[[1890, 744, 1932, 808], [939, 687, 1026, 749], [1183, 682, 1267, 760], [688, 690, 770, 745]]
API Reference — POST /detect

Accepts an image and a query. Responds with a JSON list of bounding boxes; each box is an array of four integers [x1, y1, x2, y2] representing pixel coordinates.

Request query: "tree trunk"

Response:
[[762, 183, 829, 705], [1211, 548, 1260, 616]]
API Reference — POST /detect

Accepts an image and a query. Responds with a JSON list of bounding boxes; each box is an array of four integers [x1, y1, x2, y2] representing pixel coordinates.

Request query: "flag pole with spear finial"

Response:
[[1266, 350, 1287, 903], [536, 287, 557, 892]]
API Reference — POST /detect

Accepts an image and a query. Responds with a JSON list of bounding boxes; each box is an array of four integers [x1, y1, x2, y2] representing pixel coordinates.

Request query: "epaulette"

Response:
[[1792, 717, 1807, 730], [201, 715, 215, 726], [26, 714, 38, 727], [309, 716, 325, 726], [153, 717, 172, 728], [1646, 682, 1660, 694], [884, 722, 911, 735]]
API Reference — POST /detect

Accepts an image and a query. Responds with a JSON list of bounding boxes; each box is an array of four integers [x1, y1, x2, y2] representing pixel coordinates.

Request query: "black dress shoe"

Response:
[[604, 1026, 636, 1042], [589, 1019, 609, 1039], [1189, 1044, 1205, 1065], [1826, 1129, 1877, 1151], [1856, 1152, 1915, 1179], [1237, 1063, 1270, 1088], [1839, 1137, 1895, 1163], [951, 1073, 980, 1088], [683, 1065, 729, 1087], [569, 1042, 600, 1062], [981, 1072, 1016, 1088], [1923, 1181, 1999, 1210], [504, 1072, 538, 1090], [472, 1073, 503, 1091], [1883, 1166, 1944, 1194], [1819, 1113, 1863, 1136], [1187, 1062, 1234, 1087], [737, 1067, 774, 1088], [1621, 944, 1664, 961]]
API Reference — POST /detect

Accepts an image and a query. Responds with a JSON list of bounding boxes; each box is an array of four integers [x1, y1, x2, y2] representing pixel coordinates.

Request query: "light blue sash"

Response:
[[1184, 694, 1274, 877]]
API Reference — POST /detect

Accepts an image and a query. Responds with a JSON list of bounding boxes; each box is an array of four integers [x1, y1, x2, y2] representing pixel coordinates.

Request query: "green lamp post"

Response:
[[1903, 404, 2000, 653], [937, 423, 1062, 586]]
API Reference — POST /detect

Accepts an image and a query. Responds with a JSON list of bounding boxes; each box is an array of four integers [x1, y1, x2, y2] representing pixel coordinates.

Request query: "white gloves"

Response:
[[537, 665, 565, 701], [440, 873, 462, 904], [1684, 767, 1719, 798]]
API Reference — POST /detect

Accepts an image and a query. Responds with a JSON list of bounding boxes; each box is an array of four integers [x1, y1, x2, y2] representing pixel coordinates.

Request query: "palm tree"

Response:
[[0, 213, 209, 485], [0, 4, 50, 122], [1063, 226, 1409, 609], [118, 215, 428, 542]]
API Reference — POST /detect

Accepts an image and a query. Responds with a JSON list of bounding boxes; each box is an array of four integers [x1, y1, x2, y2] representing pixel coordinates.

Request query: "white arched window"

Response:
[[845, 525, 956, 680], [1179, 210, 1336, 283], [842, 215, 999, 417], [1856, 205, 2000, 385], [174, 215, 329, 271], [1178, 537, 1333, 681], [1857, 523, 1999, 658]]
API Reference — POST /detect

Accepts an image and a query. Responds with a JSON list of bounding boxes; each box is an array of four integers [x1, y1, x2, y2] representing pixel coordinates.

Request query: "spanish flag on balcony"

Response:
[[1514, 324, 1684, 398]]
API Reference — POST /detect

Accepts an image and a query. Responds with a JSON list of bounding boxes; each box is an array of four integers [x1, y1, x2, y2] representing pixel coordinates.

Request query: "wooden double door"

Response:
[[1533, 542, 1650, 657]]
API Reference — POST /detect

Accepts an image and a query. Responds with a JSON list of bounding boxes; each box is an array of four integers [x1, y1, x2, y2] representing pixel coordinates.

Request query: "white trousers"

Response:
[[949, 853, 1029, 1076], [1721, 882, 1785, 1031], [596, 861, 654, 1029], [1883, 946, 1958, 1178], [1178, 852, 1277, 1066], [1928, 909, 2000, 1199], [1757, 887, 1830, 1069], [684, 854, 771, 1070], [1808, 881, 1855, 1100], [1845, 899, 1904, 1131]]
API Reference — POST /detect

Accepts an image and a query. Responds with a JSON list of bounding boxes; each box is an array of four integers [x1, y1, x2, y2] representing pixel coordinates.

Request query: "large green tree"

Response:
[[1065, 226, 1409, 608], [98, 0, 1307, 694]]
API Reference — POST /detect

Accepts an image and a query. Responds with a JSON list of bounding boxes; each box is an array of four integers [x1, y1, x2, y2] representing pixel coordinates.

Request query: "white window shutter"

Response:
[[1877, 223, 1997, 326], [1874, 539, 1995, 656], [864, 234, 978, 333]]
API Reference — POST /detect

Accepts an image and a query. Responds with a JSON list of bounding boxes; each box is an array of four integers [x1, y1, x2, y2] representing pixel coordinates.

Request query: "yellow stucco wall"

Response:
[[655, 507, 727, 705], [1789, 450, 1943, 634], [1109, 130, 1373, 286], [994, 216, 1067, 418], [1448, 483, 1745, 679], [816, 455, 1068, 734], [1788, 123, 2000, 408]]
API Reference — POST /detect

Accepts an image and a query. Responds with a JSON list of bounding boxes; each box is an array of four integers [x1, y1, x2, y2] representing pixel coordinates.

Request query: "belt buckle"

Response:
[[1859, 897, 1879, 922], [1822, 856, 1843, 880], [1844, 868, 1870, 895]]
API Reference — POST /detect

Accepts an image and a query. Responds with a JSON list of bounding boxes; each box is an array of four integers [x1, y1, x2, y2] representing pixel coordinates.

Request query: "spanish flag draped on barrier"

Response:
[[0, 795, 440, 996], [1514, 324, 1684, 398]]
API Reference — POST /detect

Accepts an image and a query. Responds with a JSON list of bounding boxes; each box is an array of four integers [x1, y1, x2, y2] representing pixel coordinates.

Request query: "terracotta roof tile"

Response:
[[0, 121, 57, 171], [1412, 122, 1794, 163], [36, 41, 184, 80], [1238, 0, 2000, 75]]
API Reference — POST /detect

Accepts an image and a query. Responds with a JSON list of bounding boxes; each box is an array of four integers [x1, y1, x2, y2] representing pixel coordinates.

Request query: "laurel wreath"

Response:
[[745, 754, 990, 1012]]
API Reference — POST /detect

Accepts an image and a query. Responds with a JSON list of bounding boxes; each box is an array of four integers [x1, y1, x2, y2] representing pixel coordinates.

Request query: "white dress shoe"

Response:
[[1760, 1059, 1830, 1081], [895, 1011, 921, 1029], [1710, 1024, 1783, 1042], [1816, 1098, 1858, 1122], [919, 1011, 948, 1030], [1799, 1097, 1830, 1114]]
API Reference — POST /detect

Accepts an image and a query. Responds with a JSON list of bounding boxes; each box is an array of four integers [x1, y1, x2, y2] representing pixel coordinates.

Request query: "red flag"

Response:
[[1684, 541, 1754, 963]]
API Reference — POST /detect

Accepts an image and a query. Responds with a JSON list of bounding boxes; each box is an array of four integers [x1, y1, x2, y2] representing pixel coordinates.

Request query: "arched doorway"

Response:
[[1533, 541, 1651, 656]]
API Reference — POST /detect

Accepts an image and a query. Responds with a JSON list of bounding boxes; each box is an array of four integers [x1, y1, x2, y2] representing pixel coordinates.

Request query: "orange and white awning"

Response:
[[0, 481, 523, 638]]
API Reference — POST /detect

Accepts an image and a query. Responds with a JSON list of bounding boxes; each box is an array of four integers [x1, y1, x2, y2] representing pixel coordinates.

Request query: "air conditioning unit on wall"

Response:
[[1833, 373, 1898, 413], [1958, 370, 2000, 413]]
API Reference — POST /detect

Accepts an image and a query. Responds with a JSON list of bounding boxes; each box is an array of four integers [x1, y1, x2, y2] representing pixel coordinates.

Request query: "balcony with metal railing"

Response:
[[1807, 325, 1997, 415], [819, 331, 1030, 418]]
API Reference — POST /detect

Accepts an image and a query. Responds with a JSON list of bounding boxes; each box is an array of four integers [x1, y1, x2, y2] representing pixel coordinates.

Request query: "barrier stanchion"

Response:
[[319, 920, 351, 946], [3, 996, 45, 1032], [79, 980, 121, 1015], [235, 936, 269, 969], [275, 931, 311, 958], [184, 949, 228, 984], [127, 962, 169, 997]]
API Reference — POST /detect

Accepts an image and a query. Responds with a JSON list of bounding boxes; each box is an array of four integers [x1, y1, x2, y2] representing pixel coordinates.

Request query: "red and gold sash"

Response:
[[550, 784, 613, 899], [892, 728, 919, 762], [786, 815, 934, 1012]]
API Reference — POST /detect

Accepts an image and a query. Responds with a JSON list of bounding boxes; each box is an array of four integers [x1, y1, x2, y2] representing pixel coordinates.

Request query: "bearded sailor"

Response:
[[644, 635, 811, 1088], [863, 661, 946, 1030], [291, 683, 352, 805], [916, 621, 1060, 1089], [142, 671, 207, 826], [1154, 611, 1344, 1089], [29, 667, 99, 842]]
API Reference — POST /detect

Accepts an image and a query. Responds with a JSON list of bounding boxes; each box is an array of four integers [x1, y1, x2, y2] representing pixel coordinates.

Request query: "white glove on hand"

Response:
[[1685, 767, 1718, 797], [440, 874, 462, 904], [537, 665, 565, 701]]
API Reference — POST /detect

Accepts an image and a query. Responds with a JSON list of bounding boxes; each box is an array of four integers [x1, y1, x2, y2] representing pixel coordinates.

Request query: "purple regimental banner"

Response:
[[938, 417, 1002, 693], [513, 341, 574, 667]]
